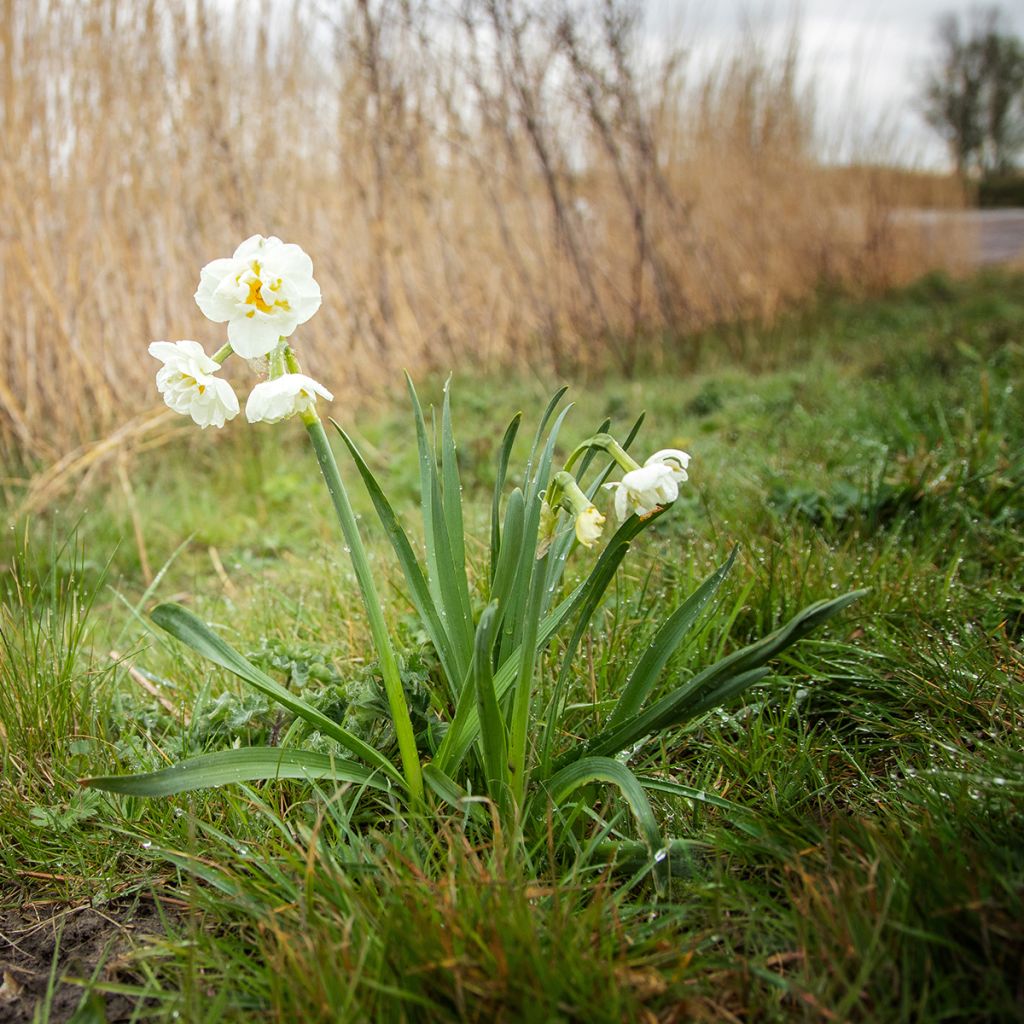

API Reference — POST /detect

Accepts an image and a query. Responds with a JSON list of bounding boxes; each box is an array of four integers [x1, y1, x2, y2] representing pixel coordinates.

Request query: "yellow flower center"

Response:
[[241, 260, 291, 318]]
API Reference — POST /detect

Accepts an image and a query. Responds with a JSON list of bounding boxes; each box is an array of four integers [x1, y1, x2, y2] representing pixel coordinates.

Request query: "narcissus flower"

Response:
[[645, 448, 690, 484], [149, 341, 239, 428], [246, 374, 333, 424], [605, 463, 678, 522], [574, 504, 606, 548], [195, 235, 322, 359]]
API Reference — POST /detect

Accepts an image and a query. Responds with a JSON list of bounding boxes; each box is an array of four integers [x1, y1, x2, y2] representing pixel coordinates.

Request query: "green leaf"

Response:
[[560, 589, 867, 766], [150, 603, 403, 786], [636, 775, 761, 819], [607, 548, 736, 728], [542, 756, 668, 894], [472, 602, 508, 802], [538, 541, 631, 776], [651, 589, 869, 730], [81, 747, 390, 798], [525, 386, 569, 484], [500, 403, 574, 660], [490, 412, 523, 583], [422, 763, 489, 825], [433, 508, 668, 776], [489, 488, 526, 621], [441, 376, 468, 591], [332, 422, 464, 691], [406, 374, 474, 673]]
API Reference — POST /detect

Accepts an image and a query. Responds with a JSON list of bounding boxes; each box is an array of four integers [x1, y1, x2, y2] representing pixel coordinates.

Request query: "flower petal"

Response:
[[228, 316, 284, 359], [195, 258, 241, 322]]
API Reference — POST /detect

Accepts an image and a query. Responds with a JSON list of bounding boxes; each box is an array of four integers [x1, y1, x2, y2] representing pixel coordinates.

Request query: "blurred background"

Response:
[[1, 0, 1022, 470]]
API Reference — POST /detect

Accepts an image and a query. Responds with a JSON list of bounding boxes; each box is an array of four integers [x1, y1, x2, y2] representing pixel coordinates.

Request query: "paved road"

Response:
[[904, 208, 1024, 266]]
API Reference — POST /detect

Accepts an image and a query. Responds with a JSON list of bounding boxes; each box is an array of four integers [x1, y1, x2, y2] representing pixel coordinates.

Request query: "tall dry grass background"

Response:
[[0, 0, 967, 478]]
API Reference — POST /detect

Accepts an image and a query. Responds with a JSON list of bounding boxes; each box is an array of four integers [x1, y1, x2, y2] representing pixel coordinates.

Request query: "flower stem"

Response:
[[212, 343, 233, 365], [302, 410, 424, 805], [564, 433, 641, 474]]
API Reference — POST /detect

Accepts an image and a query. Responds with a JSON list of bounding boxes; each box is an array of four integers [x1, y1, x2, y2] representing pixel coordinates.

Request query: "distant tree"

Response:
[[921, 6, 1024, 177]]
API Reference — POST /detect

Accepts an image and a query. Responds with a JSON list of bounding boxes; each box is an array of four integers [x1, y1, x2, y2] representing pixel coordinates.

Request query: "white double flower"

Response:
[[246, 374, 334, 424], [606, 448, 690, 522], [151, 235, 334, 429], [149, 341, 239, 428], [194, 235, 322, 358]]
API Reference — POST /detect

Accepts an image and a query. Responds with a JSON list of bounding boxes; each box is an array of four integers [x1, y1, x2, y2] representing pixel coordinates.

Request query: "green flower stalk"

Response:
[[564, 433, 641, 475], [291, 346, 424, 804]]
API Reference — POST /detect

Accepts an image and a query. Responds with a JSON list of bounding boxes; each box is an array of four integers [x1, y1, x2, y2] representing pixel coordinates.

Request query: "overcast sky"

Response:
[[645, 1, 1024, 168]]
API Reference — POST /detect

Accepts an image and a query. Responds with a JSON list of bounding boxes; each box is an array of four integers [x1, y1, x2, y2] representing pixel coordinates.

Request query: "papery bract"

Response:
[[605, 463, 678, 522], [149, 340, 239, 429], [246, 373, 333, 424], [195, 235, 322, 359]]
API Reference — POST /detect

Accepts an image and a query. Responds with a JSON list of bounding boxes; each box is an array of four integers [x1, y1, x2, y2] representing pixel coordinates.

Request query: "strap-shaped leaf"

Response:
[[538, 541, 631, 777], [648, 589, 868, 731], [489, 488, 525, 620], [490, 412, 522, 583], [406, 374, 475, 671], [500, 403, 574, 660], [543, 756, 668, 894], [559, 588, 867, 767], [636, 775, 761, 824], [441, 377, 468, 592], [433, 508, 667, 775], [607, 548, 736, 728], [150, 603, 403, 786], [81, 747, 390, 797], [472, 602, 508, 801], [422, 763, 489, 824], [524, 385, 569, 486], [332, 422, 464, 690]]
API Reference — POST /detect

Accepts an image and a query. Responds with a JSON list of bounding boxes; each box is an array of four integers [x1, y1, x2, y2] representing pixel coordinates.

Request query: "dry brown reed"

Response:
[[0, 0, 965, 469]]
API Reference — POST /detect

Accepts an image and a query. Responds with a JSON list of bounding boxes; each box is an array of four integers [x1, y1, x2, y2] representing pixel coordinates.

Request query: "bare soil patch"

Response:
[[0, 899, 169, 1023]]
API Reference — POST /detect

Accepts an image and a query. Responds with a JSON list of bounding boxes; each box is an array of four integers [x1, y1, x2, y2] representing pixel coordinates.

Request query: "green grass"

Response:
[[2, 269, 1022, 1022]]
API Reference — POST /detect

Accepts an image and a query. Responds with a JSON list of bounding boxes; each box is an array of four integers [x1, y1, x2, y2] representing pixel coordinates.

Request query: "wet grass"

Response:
[[1, 270, 1022, 1022]]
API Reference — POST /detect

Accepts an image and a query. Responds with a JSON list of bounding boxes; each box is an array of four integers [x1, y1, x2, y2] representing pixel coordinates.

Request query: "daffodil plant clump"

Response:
[[88, 236, 864, 889]]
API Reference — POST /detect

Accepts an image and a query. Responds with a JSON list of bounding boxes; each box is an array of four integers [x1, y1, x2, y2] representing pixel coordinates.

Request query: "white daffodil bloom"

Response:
[[574, 504, 606, 548], [645, 448, 691, 484], [195, 235, 322, 359], [245, 374, 333, 424], [605, 463, 678, 522], [149, 341, 239, 428]]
